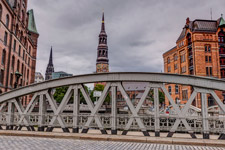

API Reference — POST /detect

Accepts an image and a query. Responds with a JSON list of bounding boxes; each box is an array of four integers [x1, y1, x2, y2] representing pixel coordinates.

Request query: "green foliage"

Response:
[[53, 85, 89, 104], [90, 84, 111, 104], [148, 89, 165, 104], [53, 86, 69, 103]]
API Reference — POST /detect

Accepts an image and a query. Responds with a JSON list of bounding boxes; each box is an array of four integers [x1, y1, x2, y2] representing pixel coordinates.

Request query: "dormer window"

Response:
[[219, 31, 225, 43]]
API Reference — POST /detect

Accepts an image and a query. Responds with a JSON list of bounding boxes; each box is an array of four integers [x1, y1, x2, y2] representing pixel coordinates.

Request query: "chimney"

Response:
[[186, 17, 190, 25]]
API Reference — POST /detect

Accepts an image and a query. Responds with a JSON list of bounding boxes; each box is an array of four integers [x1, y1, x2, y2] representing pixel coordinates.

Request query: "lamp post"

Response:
[[14, 71, 22, 88]]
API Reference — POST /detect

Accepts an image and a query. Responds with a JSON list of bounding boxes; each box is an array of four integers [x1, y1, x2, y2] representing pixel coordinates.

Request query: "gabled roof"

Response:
[[28, 9, 38, 34], [176, 28, 186, 42]]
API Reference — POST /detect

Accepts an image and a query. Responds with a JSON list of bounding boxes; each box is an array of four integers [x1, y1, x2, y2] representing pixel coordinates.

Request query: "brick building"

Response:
[[163, 16, 225, 108], [0, 0, 39, 101]]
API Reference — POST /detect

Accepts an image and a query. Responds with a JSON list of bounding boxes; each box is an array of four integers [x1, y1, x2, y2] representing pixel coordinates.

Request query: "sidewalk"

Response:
[[0, 129, 224, 147]]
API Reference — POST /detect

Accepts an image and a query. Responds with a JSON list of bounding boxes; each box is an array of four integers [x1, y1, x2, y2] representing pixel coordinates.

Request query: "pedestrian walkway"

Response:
[[0, 129, 224, 147], [0, 135, 224, 150]]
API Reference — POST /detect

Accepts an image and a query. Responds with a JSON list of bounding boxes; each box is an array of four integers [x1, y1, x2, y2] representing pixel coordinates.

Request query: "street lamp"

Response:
[[14, 71, 22, 88]]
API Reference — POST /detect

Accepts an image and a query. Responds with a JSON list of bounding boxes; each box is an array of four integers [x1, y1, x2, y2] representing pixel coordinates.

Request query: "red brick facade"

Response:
[[163, 17, 225, 108], [0, 0, 39, 105]]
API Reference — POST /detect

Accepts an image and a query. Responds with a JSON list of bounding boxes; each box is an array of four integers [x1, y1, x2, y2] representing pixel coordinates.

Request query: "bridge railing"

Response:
[[0, 72, 224, 140]]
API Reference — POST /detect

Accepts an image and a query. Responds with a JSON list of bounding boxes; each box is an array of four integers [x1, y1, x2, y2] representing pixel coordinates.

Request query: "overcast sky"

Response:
[[27, 0, 225, 76]]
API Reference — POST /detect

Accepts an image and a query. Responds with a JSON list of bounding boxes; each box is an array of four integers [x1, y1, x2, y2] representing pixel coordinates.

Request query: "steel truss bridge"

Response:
[[0, 72, 225, 140]]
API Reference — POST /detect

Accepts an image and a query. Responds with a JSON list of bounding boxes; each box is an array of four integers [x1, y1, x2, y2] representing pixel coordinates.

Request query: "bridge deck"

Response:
[[0, 128, 224, 147]]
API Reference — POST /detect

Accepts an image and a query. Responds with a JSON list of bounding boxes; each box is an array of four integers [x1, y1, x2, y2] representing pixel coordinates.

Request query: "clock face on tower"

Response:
[[96, 64, 109, 73]]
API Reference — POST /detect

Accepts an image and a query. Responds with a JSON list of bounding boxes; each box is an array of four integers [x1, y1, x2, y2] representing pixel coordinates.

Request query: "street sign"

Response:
[[93, 91, 102, 97]]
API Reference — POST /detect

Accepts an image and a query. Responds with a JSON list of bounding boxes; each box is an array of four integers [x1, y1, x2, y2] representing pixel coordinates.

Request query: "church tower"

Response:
[[45, 47, 54, 80], [96, 12, 109, 73]]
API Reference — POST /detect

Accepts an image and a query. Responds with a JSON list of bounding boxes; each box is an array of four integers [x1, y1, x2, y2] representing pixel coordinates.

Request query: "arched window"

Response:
[[4, 31, 8, 46], [167, 57, 170, 64], [6, 14, 9, 28], [0, 5, 2, 21], [219, 31, 225, 43], [168, 86, 172, 95]]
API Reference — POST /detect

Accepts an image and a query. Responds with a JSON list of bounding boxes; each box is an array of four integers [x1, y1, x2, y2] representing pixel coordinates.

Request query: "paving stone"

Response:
[[0, 136, 223, 150]]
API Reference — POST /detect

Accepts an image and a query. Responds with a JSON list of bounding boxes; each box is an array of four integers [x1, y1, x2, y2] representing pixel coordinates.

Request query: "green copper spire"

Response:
[[219, 14, 225, 27], [28, 9, 38, 34]]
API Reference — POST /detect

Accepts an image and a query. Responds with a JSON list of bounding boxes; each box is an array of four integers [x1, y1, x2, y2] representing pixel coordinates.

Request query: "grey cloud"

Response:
[[28, 0, 225, 76]]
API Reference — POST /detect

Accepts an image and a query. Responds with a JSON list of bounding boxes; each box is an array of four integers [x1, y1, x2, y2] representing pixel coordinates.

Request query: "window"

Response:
[[174, 54, 178, 61], [221, 69, 225, 78], [175, 85, 179, 94], [0, 5, 2, 21], [182, 90, 188, 100], [168, 86, 172, 95], [17, 60, 20, 72], [1, 50, 6, 65], [0, 69, 4, 84], [206, 56, 212, 62], [167, 57, 170, 64], [29, 46, 31, 54], [4, 32, 8, 46], [28, 57, 30, 66], [168, 66, 171, 72], [27, 69, 29, 82], [205, 56, 208, 62], [174, 64, 178, 70], [6, 14, 9, 28], [10, 73, 13, 87], [181, 66, 186, 73], [220, 46, 225, 54], [11, 56, 15, 70], [206, 67, 212, 76], [18, 45, 21, 56], [13, 40, 16, 52], [23, 50, 25, 60], [181, 54, 186, 62], [219, 31, 225, 43], [205, 45, 211, 52]]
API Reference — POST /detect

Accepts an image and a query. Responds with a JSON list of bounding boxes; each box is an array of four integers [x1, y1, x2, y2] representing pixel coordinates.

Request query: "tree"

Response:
[[90, 84, 110, 104], [148, 89, 165, 104], [53, 85, 90, 104]]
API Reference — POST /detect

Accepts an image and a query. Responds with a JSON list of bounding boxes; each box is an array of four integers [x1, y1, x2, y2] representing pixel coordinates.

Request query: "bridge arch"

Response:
[[0, 72, 225, 140]]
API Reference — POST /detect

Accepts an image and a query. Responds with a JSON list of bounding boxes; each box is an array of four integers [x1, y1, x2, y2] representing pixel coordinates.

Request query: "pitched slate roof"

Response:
[[190, 19, 217, 32], [177, 28, 186, 42], [28, 9, 38, 34]]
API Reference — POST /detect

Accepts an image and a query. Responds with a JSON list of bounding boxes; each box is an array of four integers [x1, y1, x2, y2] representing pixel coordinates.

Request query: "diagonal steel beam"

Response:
[[161, 85, 196, 138], [80, 83, 111, 134], [45, 92, 69, 132], [118, 82, 150, 136]]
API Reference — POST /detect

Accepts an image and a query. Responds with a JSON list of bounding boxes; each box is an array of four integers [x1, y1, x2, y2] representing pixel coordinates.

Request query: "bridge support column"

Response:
[[6, 101, 15, 130], [111, 85, 117, 135], [154, 88, 160, 137], [38, 94, 47, 132], [201, 93, 210, 139], [73, 86, 80, 133]]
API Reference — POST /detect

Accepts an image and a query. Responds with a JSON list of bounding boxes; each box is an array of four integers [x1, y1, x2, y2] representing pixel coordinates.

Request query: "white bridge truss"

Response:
[[0, 72, 225, 140]]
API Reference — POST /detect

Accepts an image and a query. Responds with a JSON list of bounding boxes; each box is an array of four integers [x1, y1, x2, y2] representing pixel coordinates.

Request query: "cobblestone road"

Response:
[[0, 136, 224, 150]]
